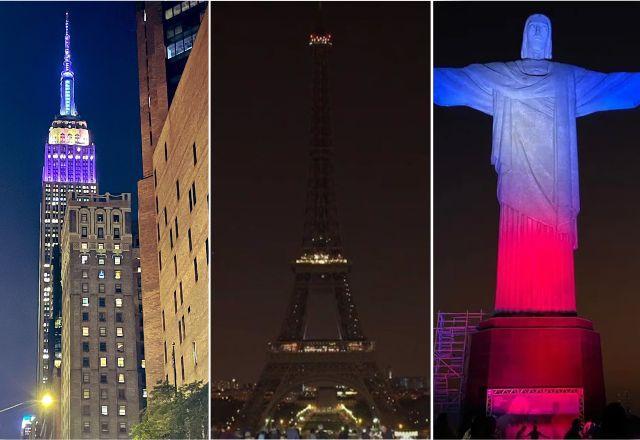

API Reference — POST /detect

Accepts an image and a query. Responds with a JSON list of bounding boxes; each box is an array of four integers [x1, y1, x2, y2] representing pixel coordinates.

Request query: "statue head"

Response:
[[521, 14, 552, 60]]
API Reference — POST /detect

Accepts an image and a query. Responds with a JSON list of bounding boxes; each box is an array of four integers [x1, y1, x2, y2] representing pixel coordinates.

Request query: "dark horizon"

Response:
[[0, 2, 140, 437], [212, 3, 429, 383], [435, 2, 640, 415]]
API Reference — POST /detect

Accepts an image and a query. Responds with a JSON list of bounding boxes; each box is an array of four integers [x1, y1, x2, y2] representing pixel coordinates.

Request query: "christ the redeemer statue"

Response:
[[435, 14, 640, 313]]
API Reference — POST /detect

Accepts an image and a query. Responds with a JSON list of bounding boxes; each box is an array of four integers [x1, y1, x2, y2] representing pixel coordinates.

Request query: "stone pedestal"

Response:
[[464, 316, 605, 435]]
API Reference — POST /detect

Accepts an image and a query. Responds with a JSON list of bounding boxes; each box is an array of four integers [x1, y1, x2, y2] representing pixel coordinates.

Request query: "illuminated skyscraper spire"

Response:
[[59, 11, 77, 117]]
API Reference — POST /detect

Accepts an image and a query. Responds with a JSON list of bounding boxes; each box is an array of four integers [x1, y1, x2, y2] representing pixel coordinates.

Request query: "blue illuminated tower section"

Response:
[[38, 12, 98, 389]]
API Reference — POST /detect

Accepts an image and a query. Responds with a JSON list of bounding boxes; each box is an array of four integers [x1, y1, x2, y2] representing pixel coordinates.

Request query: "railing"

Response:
[[269, 340, 375, 353]]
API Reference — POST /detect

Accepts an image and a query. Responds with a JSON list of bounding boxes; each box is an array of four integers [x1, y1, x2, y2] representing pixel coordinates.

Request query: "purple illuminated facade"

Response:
[[37, 13, 98, 389]]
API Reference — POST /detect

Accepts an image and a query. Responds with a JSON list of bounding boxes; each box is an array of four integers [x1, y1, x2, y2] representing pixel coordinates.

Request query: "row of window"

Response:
[[81, 420, 127, 434], [167, 31, 196, 59], [81, 326, 125, 337], [82, 309, 124, 322], [82, 371, 126, 384], [81, 356, 126, 368], [79, 269, 122, 280], [80, 212, 120, 224], [164, 0, 204, 20], [81, 404, 127, 417], [81, 226, 121, 239], [81, 254, 122, 265], [82, 341, 125, 353], [82, 388, 128, 400], [81, 283, 124, 295], [80, 243, 122, 251]]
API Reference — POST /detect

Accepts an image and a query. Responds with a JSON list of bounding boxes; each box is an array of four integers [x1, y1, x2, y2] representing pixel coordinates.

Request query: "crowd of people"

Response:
[[434, 402, 640, 439]]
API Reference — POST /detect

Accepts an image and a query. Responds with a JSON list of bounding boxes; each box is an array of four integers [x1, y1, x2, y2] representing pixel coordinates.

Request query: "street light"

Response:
[[0, 393, 55, 414]]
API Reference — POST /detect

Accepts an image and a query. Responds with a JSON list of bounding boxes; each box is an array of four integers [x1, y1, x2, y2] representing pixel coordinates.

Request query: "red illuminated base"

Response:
[[464, 316, 605, 422]]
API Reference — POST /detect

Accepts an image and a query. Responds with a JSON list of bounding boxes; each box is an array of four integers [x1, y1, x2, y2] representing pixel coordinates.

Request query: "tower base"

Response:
[[464, 316, 605, 439]]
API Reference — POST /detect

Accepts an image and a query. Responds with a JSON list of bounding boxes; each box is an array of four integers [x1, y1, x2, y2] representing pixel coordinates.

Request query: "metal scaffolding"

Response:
[[434, 311, 487, 416]]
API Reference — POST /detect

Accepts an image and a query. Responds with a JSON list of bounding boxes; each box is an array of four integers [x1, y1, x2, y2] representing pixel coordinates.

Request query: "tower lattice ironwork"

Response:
[[239, 9, 397, 433]]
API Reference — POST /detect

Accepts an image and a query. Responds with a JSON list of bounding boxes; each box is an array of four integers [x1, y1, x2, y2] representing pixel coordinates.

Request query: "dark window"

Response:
[[82, 342, 89, 352], [99, 297, 106, 307], [99, 312, 106, 321], [100, 374, 108, 384], [119, 423, 127, 433], [115, 284, 122, 293], [154, 169, 157, 188], [159, 251, 162, 271], [170, 229, 174, 249], [194, 257, 198, 282], [82, 312, 89, 322], [81, 213, 88, 222], [176, 180, 180, 200], [178, 321, 182, 343], [97, 227, 104, 239], [81, 226, 87, 237], [182, 315, 186, 338], [162, 310, 166, 331], [179, 282, 183, 304], [174, 255, 177, 277], [97, 213, 104, 223], [100, 342, 107, 352], [206, 238, 209, 265], [188, 188, 193, 212], [192, 142, 197, 165], [82, 405, 90, 416], [118, 389, 126, 400], [100, 389, 108, 399], [175, 217, 179, 237], [188, 228, 192, 252], [164, 142, 168, 161], [164, 341, 167, 364], [116, 312, 123, 323], [101, 422, 109, 433], [163, 207, 168, 226], [180, 355, 185, 381], [157, 223, 160, 241], [114, 228, 120, 239], [99, 284, 105, 293], [83, 422, 91, 433], [113, 214, 120, 223], [83, 372, 90, 383], [155, 196, 159, 214], [83, 357, 90, 368], [173, 291, 177, 313], [192, 182, 197, 205]]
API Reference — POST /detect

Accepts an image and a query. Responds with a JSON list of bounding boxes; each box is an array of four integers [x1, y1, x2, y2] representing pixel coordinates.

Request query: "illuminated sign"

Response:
[[487, 388, 584, 439], [48, 127, 89, 146]]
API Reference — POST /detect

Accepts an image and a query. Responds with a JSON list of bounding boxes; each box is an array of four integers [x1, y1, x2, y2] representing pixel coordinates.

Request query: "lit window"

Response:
[[116, 327, 124, 337], [114, 255, 121, 265], [82, 270, 88, 279], [98, 243, 104, 250], [119, 405, 126, 416], [100, 357, 107, 367], [165, 8, 173, 20], [114, 244, 121, 251], [118, 373, 125, 383], [81, 242, 88, 250], [82, 327, 89, 336], [82, 297, 89, 307], [98, 256, 105, 265], [100, 327, 107, 337], [99, 270, 105, 279], [115, 298, 123, 308], [167, 43, 176, 59], [81, 254, 88, 264], [101, 405, 108, 416], [117, 357, 125, 368], [83, 388, 90, 399], [115, 270, 121, 280], [117, 342, 124, 352]]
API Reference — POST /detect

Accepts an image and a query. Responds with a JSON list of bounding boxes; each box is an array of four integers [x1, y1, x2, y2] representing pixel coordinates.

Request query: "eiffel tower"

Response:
[[240, 8, 397, 433]]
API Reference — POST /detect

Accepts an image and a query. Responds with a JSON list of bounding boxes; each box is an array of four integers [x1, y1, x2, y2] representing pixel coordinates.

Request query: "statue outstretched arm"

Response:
[[576, 67, 640, 116], [434, 65, 494, 115]]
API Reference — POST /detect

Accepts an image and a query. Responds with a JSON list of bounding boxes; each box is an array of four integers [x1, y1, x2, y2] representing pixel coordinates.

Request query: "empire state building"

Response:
[[38, 12, 98, 388]]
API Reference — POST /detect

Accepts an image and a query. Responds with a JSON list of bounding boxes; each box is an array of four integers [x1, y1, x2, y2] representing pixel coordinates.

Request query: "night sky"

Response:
[[212, 3, 428, 383], [0, 2, 140, 437], [435, 2, 640, 415]]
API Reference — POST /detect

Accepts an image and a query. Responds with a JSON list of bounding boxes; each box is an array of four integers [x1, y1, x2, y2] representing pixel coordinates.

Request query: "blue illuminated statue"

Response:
[[435, 14, 640, 313]]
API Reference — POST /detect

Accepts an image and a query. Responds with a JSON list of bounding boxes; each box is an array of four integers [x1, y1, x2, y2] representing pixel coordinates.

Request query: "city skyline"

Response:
[[0, 3, 140, 437]]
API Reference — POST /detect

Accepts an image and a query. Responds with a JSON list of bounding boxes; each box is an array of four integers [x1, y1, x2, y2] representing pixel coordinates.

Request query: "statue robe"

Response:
[[435, 61, 640, 313]]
